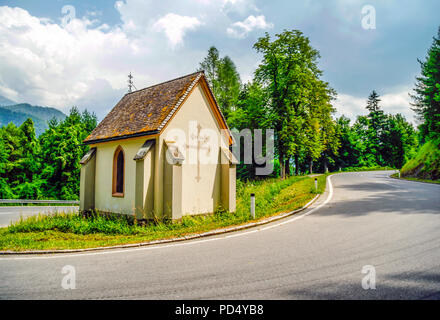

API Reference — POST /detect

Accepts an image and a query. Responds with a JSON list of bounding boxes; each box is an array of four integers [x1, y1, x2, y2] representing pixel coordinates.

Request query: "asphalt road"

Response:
[[0, 206, 79, 227], [1, 171, 439, 300]]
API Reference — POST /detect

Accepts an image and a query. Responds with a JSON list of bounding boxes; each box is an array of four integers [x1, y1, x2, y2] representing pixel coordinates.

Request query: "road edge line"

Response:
[[0, 177, 334, 256]]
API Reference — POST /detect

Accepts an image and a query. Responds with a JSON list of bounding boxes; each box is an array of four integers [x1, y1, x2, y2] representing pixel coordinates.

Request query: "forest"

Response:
[[0, 27, 438, 200], [0, 108, 96, 199]]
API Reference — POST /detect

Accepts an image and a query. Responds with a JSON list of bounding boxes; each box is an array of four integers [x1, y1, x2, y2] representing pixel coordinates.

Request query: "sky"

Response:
[[0, 0, 439, 123]]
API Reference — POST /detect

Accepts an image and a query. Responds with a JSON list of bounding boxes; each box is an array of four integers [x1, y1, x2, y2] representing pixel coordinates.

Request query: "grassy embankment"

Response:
[[390, 173, 440, 185], [0, 174, 327, 252], [341, 166, 395, 172], [399, 139, 440, 184]]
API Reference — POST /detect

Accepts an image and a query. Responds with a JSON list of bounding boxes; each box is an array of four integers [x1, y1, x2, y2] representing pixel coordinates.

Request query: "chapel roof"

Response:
[[83, 71, 227, 145]]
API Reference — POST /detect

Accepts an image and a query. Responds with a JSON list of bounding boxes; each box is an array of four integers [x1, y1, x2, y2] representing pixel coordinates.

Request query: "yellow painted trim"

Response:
[[88, 133, 159, 147]]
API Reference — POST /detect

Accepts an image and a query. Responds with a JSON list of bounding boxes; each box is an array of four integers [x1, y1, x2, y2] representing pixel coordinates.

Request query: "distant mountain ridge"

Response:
[[0, 95, 16, 106], [0, 96, 66, 136]]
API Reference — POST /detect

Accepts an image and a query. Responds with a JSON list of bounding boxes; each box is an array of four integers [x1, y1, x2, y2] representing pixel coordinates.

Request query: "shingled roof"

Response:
[[84, 71, 226, 145]]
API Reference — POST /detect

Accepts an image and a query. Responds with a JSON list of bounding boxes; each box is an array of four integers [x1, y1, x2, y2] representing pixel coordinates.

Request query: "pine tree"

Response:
[[365, 90, 386, 165], [199, 47, 241, 118], [39, 107, 97, 199], [199, 46, 221, 99], [18, 118, 40, 183], [217, 56, 241, 118], [411, 26, 440, 140]]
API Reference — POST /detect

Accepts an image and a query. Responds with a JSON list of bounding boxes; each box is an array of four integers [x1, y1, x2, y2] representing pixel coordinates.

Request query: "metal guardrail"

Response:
[[0, 199, 79, 204]]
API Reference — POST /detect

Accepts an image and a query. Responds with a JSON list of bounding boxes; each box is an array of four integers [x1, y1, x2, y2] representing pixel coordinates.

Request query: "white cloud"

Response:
[[334, 94, 368, 120], [0, 0, 427, 124], [0, 1, 264, 118], [0, 6, 152, 117], [153, 13, 203, 48], [0, 5, 210, 118], [222, 0, 259, 15], [194, 0, 213, 4], [334, 90, 417, 123], [227, 15, 273, 39]]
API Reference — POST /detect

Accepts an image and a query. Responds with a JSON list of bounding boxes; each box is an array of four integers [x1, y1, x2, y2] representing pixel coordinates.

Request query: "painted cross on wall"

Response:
[[186, 123, 211, 182]]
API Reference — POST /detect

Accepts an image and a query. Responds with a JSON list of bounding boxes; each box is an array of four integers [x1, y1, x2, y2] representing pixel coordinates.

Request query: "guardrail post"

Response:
[[250, 193, 255, 219]]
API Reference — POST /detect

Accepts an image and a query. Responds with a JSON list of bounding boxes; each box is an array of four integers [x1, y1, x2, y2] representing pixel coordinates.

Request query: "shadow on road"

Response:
[[316, 179, 440, 218], [283, 270, 440, 299]]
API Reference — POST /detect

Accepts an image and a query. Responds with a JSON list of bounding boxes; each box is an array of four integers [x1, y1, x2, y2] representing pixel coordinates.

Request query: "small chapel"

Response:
[[79, 71, 237, 221]]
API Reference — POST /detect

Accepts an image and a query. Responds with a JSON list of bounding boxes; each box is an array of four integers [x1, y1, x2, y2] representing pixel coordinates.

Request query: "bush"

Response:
[[7, 212, 142, 235]]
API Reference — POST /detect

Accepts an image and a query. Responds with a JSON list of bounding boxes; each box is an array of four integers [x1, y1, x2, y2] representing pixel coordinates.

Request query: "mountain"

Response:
[[0, 100, 66, 136], [0, 107, 48, 135], [0, 103, 66, 122], [0, 95, 16, 106]]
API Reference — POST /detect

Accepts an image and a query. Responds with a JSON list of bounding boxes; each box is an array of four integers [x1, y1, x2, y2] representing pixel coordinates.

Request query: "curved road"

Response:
[[0, 206, 78, 227], [1, 171, 439, 299]]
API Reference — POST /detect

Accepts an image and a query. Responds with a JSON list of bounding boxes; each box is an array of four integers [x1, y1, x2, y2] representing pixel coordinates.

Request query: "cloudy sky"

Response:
[[0, 0, 439, 123]]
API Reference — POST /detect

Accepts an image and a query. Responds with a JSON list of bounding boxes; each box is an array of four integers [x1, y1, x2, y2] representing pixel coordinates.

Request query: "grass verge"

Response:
[[0, 203, 78, 207], [341, 166, 395, 172], [0, 174, 327, 252], [390, 173, 440, 185], [401, 138, 440, 181]]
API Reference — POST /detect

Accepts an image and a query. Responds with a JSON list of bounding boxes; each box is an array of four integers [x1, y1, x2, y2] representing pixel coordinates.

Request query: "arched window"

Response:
[[112, 146, 124, 197]]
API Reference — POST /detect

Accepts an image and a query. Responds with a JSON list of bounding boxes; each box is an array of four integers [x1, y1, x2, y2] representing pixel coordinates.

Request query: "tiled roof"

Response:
[[84, 71, 205, 144]]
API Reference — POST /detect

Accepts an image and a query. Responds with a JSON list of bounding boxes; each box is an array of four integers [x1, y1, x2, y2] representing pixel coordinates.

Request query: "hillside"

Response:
[[0, 107, 48, 133], [401, 139, 440, 181], [0, 102, 66, 136], [0, 95, 16, 106], [0, 103, 66, 122]]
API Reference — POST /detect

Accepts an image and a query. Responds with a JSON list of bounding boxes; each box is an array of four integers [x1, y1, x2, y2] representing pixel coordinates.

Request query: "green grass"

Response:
[[401, 139, 440, 181], [342, 166, 395, 172], [390, 173, 440, 185], [0, 174, 327, 252], [0, 203, 78, 207]]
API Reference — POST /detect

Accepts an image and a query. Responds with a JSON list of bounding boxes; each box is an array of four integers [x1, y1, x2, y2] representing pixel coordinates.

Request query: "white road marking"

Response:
[[0, 176, 334, 261]]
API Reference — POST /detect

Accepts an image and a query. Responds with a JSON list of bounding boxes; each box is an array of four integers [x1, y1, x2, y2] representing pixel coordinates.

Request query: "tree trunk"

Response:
[[324, 159, 328, 173], [279, 154, 285, 180], [309, 159, 313, 174], [294, 155, 299, 175], [284, 158, 290, 177]]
